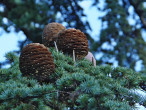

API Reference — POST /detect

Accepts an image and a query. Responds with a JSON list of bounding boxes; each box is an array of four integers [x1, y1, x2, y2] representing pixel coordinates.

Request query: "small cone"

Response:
[[42, 22, 66, 47], [85, 52, 96, 66]]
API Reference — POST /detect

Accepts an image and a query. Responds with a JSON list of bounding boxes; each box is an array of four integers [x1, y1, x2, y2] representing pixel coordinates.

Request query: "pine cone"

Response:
[[19, 43, 55, 82], [42, 22, 66, 47], [57, 28, 89, 59], [85, 52, 96, 66]]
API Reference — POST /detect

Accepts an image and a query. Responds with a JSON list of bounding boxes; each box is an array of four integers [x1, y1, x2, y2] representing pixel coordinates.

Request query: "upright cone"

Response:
[[57, 28, 89, 59], [42, 22, 66, 47], [19, 43, 55, 82]]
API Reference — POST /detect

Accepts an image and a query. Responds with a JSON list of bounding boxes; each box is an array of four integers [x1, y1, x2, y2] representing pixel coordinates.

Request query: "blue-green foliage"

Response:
[[0, 48, 144, 109]]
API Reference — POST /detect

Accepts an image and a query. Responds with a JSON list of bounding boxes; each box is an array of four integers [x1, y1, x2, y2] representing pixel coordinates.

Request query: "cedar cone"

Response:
[[57, 28, 89, 59], [85, 52, 96, 66], [42, 22, 66, 47], [19, 43, 55, 82]]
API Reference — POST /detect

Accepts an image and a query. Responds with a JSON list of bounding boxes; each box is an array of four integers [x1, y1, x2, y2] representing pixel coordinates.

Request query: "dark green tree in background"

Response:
[[0, 0, 145, 109], [91, 0, 146, 90], [0, 0, 93, 49], [92, 0, 146, 69]]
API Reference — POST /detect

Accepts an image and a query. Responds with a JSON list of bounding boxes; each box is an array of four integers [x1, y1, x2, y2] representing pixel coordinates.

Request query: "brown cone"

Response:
[[42, 22, 66, 47], [57, 28, 89, 59], [19, 43, 55, 82], [85, 52, 96, 66]]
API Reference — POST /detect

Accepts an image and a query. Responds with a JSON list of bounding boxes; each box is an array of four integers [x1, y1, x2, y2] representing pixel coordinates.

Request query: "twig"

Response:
[[54, 41, 58, 52], [92, 57, 96, 67], [73, 50, 76, 65], [92, 57, 94, 66]]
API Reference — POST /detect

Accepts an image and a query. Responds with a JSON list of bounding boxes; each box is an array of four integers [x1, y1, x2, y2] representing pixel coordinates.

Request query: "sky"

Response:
[[0, 1, 146, 109], [0, 27, 25, 63]]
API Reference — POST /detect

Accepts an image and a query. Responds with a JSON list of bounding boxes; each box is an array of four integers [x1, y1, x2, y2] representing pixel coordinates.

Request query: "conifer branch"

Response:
[[0, 90, 70, 103], [0, 48, 143, 109]]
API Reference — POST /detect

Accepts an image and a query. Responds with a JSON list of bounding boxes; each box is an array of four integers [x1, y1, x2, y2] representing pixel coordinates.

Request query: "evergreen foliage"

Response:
[[0, 49, 145, 109]]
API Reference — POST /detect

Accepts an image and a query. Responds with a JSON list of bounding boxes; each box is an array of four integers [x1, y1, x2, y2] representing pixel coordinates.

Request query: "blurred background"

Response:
[[0, 0, 146, 74]]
